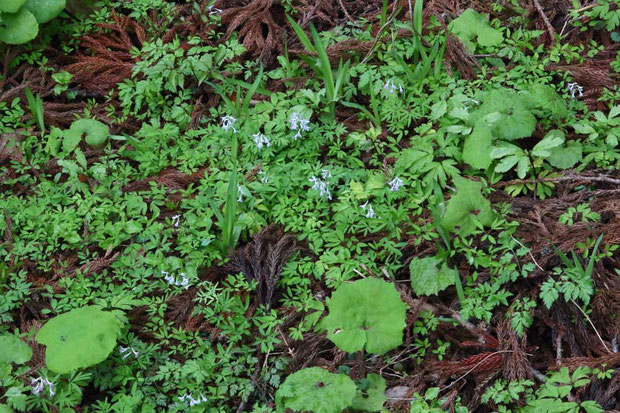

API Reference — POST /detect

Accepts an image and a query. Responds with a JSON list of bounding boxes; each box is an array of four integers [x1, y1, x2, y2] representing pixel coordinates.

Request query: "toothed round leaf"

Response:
[[351, 374, 387, 412], [0, 8, 38, 45], [321, 278, 407, 355], [0, 335, 32, 365], [410, 256, 457, 296], [23, 0, 65, 23], [276, 367, 356, 413], [0, 0, 26, 13], [35, 306, 119, 374]]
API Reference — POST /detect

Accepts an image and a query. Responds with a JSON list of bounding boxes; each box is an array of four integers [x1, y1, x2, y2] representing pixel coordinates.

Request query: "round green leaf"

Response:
[[410, 256, 457, 296], [0, 8, 39, 45], [65, 119, 109, 149], [35, 306, 120, 374], [0, 0, 26, 13], [276, 367, 356, 413], [0, 335, 32, 365], [321, 278, 407, 355], [23, 0, 65, 23]]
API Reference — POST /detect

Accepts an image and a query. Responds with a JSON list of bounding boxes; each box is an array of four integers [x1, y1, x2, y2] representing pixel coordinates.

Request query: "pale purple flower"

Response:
[[31, 377, 54, 397], [290, 112, 311, 139], [383, 79, 403, 95], [179, 393, 208, 407], [252, 133, 271, 149], [119, 346, 139, 360], [221, 115, 237, 133], [388, 176, 404, 192], [567, 82, 584, 99], [321, 169, 331, 179], [309, 176, 332, 200], [360, 201, 375, 218]]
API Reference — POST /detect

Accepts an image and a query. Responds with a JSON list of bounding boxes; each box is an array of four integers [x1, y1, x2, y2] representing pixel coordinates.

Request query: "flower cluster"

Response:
[[308, 175, 332, 200], [360, 201, 376, 218], [221, 115, 238, 133], [567, 82, 584, 99], [179, 393, 208, 407], [31, 377, 54, 397], [162, 271, 190, 290], [384, 79, 404, 95], [252, 132, 271, 149], [289, 112, 311, 139], [119, 346, 139, 360], [388, 176, 404, 192]]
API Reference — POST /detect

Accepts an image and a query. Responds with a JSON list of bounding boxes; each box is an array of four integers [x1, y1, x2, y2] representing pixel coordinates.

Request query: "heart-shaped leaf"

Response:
[[36, 306, 120, 374], [321, 277, 407, 355], [0, 335, 32, 365], [442, 176, 495, 236], [276, 367, 356, 413], [0, 8, 39, 45]]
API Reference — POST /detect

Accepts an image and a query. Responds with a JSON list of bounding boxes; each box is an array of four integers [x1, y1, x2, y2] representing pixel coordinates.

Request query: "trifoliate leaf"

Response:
[[547, 141, 582, 169], [351, 374, 387, 412], [448, 9, 503, 52], [0, 335, 32, 365], [36, 306, 120, 374], [0, 0, 26, 13], [23, 0, 65, 23], [321, 278, 407, 355], [442, 176, 494, 236], [0, 8, 39, 45], [275, 367, 357, 413], [410, 256, 457, 296], [463, 123, 493, 170]]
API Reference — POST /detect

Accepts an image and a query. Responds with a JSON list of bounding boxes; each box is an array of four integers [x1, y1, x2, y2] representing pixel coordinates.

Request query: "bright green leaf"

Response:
[[0, 0, 26, 13], [321, 278, 407, 355], [0, 335, 32, 365], [35, 306, 120, 374], [351, 374, 387, 412], [23, 0, 65, 23], [409, 256, 457, 296], [448, 9, 503, 52], [442, 176, 495, 236], [0, 8, 39, 45], [463, 124, 493, 170], [275, 367, 356, 413]]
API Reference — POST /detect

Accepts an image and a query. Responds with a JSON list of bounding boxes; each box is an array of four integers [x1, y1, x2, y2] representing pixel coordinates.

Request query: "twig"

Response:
[[531, 0, 555, 42], [361, 2, 401, 63], [495, 173, 620, 188], [337, 0, 353, 22], [571, 299, 612, 354], [511, 236, 545, 272]]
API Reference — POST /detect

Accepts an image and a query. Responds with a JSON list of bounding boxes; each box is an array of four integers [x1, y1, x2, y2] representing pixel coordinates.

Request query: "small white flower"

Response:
[[31, 377, 54, 397], [171, 214, 181, 227], [290, 112, 311, 139], [178, 272, 190, 290], [383, 79, 403, 95], [119, 346, 139, 360], [567, 82, 584, 99], [360, 201, 375, 218], [321, 169, 331, 179], [252, 132, 271, 149], [388, 176, 404, 192], [221, 115, 237, 133], [258, 168, 269, 183], [237, 184, 245, 202], [179, 393, 208, 407], [207, 5, 222, 15], [309, 176, 332, 200]]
